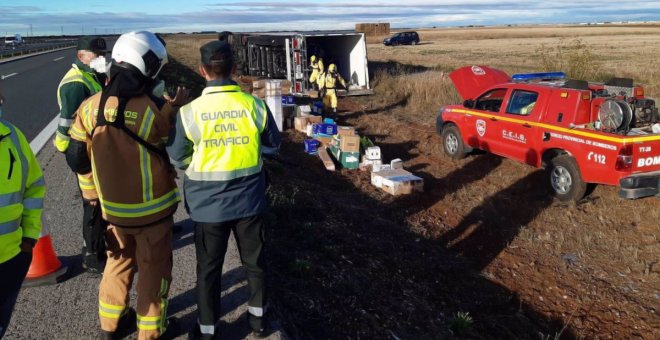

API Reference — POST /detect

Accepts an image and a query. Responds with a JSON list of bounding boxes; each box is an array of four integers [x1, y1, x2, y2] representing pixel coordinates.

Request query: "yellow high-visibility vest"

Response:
[[54, 64, 102, 153], [0, 121, 45, 264], [179, 84, 267, 181]]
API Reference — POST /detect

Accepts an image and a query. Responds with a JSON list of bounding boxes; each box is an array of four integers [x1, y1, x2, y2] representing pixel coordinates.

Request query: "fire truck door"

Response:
[[470, 88, 509, 154], [497, 89, 542, 164]]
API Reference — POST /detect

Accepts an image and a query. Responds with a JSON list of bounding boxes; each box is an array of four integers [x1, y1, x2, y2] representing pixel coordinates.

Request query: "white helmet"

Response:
[[112, 31, 167, 79]]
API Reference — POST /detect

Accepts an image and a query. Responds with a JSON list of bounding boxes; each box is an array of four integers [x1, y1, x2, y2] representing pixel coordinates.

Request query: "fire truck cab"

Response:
[[437, 66, 660, 201]]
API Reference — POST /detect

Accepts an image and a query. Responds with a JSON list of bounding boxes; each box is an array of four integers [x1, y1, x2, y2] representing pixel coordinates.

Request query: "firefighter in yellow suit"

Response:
[[309, 55, 324, 89], [67, 31, 186, 340], [0, 117, 45, 338], [319, 63, 347, 115]]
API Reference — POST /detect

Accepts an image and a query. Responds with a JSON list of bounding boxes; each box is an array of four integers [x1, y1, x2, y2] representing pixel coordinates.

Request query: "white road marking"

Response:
[[53, 56, 64, 61], [30, 114, 59, 154], [1, 72, 18, 80]]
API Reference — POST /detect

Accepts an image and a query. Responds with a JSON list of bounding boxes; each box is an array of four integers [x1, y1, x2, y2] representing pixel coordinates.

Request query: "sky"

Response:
[[1, 0, 660, 36]]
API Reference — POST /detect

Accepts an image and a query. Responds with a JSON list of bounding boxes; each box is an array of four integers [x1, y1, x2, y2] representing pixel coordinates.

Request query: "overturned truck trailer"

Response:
[[228, 31, 372, 96]]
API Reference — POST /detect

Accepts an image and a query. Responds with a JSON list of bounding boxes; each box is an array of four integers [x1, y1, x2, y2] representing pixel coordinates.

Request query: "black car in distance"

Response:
[[383, 31, 420, 46]]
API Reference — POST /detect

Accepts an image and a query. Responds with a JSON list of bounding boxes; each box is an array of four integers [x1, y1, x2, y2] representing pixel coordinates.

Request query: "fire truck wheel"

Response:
[[442, 124, 468, 159], [547, 155, 587, 202]]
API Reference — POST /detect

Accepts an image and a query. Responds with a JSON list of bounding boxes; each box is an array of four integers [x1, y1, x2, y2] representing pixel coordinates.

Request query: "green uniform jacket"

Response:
[[54, 60, 102, 153], [0, 120, 45, 264]]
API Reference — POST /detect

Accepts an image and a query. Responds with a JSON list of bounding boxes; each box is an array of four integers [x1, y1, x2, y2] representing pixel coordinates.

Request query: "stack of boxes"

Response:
[[263, 80, 283, 131], [251, 78, 423, 196], [327, 126, 360, 170], [360, 146, 383, 171]]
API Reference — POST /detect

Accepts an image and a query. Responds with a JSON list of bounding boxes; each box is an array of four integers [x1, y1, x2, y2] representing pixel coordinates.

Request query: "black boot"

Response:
[[158, 317, 180, 340], [248, 313, 269, 338], [81, 246, 104, 274], [99, 308, 136, 340]]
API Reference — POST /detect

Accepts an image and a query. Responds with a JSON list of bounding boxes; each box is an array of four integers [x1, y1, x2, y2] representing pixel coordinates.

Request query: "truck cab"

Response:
[[4, 34, 23, 47], [437, 66, 660, 200]]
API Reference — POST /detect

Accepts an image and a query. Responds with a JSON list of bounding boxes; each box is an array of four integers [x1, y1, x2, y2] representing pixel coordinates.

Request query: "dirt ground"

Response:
[[162, 25, 659, 339]]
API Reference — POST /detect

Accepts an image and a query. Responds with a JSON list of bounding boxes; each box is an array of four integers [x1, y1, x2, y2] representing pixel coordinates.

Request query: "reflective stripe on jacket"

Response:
[[178, 85, 267, 182], [0, 120, 45, 264], [54, 63, 102, 153], [69, 93, 179, 227]]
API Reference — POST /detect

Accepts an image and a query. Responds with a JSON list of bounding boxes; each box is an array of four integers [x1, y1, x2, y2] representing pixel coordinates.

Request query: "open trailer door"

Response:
[[304, 32, 372, 96]]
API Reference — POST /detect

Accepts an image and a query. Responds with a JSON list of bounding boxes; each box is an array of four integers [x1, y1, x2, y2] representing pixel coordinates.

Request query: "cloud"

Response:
[[0, 1, 659, 35]]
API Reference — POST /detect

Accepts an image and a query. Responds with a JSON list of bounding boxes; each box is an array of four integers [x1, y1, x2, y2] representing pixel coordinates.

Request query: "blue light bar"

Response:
[[511, 72, 566, 81]]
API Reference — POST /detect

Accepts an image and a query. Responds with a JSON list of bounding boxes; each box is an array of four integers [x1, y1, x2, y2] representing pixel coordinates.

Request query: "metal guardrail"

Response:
[[0, 42, 76, 60]]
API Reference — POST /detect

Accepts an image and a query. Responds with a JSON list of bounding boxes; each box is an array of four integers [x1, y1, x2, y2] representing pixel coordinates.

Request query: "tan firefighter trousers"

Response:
[[98, 216, 173, 340]]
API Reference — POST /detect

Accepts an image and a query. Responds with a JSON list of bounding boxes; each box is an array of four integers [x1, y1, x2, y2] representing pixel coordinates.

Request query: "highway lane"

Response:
[[0, 48, 76, 141]]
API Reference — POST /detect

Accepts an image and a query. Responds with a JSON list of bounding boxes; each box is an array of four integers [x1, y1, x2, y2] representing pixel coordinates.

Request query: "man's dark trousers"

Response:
[[194, 214, 266, 333], [0, 251, 32, 338]]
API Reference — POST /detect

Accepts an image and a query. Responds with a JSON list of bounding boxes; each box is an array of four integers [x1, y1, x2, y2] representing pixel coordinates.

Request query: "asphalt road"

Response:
[[2, 50, 282, 339], [0, 48, 75, 141]]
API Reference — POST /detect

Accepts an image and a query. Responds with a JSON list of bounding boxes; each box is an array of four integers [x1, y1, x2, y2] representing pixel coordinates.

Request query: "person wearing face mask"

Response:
[[66, 31, 185, 339], [54, 35, 108, 274]]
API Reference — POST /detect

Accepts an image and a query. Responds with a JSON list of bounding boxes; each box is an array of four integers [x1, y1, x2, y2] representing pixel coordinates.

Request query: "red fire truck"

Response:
[[437, 66, 660, 201]]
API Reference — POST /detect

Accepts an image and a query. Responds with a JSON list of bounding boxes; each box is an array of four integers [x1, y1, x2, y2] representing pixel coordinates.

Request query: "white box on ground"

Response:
[[372, 163, 391, 173], [371, 168, 424, 195], [390, 158, 403, 170], [365, 146, 381, 160]]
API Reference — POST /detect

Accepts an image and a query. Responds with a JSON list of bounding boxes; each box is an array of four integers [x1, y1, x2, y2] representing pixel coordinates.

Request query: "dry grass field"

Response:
[[162, 24, 659, 339]]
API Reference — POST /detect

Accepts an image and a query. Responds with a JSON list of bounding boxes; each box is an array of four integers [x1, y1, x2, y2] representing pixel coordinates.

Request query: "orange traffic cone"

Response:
[[23, 224, 68, 287]]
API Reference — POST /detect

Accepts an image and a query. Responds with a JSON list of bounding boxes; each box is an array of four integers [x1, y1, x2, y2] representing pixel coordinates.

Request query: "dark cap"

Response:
[[77, 36, 107, 52], [200, 40, 232, 65]]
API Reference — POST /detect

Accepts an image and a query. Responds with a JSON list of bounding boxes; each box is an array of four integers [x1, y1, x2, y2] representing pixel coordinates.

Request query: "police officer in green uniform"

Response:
[[54, 36, 108, 273], [0, 116, 45, 338], [167, 41, 281, 339]]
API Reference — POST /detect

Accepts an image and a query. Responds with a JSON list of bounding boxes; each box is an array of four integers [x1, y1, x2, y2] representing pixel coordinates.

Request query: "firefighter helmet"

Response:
[[112, 31, 168, 79], [328, 63, 337, 73]]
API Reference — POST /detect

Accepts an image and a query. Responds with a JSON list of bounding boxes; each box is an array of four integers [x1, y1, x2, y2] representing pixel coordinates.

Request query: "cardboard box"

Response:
[[296, 105, 311, 117], [306, 90, 320, 99], [282, 95, 295, 105], [340, 151, 360, 170], [390, 158, 403, 170], [294, 115, 323, 132], [313, 123, 337, 136], [340, 135, 360, 153], [304, 139, 320, 154], [381, 174, 424, 195], [318, 147, 335, 171], [359, 156, 382, 171], [253, 79, 292, 94], [372, 163, 391, 173], [328, 145, 359, 170], [371, 169, 424, 195], [365, 146, 381, 160], [337, 126, 356, 136], [314, 136, 333, 147]]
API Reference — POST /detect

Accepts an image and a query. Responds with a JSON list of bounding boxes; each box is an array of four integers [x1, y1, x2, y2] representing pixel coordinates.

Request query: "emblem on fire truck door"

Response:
[[476, 119, 487, 136]]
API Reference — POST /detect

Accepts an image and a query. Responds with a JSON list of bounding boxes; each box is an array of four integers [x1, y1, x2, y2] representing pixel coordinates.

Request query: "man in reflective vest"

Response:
[[67, 31, 182, 340], [0, 118, 45, 338], [319, 63, 347, 115], [167, 40, 282, 339], [55, 35, 108, 273]]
